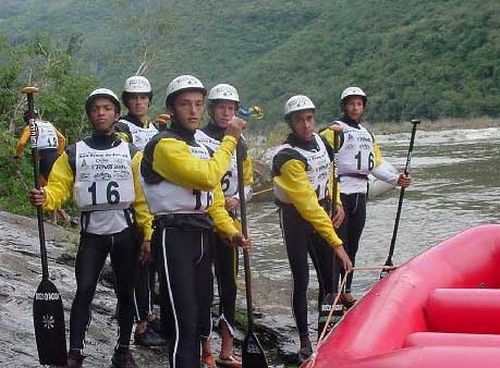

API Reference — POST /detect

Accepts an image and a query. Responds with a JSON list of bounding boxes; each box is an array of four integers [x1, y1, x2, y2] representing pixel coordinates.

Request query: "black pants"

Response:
[[69, 227, 139, 350], [279, 204, 334, 338], [133, 260, 155, 322], [155, 225, 212, 367], [211, 232, 238, 335], [333, 192, 367, 293]]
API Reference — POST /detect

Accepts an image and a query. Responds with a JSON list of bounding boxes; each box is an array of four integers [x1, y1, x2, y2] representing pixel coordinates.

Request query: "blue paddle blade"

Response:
[[33, 278, 67, 365], [242, 332, 269, 368]]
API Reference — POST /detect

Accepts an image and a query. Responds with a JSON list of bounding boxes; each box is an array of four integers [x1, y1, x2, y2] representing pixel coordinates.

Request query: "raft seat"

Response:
[[403, 332, 500, 348], [425, 288, 500, 334]]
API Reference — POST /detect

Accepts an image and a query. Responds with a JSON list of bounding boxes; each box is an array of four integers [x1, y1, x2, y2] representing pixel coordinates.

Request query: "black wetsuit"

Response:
[[64, 133, 140, 351]]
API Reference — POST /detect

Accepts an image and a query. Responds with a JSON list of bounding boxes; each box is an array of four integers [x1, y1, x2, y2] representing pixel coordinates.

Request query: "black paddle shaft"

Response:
[[236, 140, 269, 368], [23, 87, 67, 365], [384, 119, 420, 267], [330, 130, 340, 216], [26, 90, 49, 280], [236, 141, 255, 331]]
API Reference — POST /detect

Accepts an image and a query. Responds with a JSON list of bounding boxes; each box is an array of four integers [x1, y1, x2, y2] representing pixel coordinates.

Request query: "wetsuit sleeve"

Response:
[[114, 122, 133, 143], [374, 137, 383, 167], [274, 159, 343, 248], [42, 152, 74, 212], [152, 135, 237, 190], [319, 128, 334, 146], [319, 124, 345, 150], [132, 152, 153, 241], [319, 129, 342, 205], [56, 129, 66, 154], [14, 127, 30, 157], [371, 138, 399, 185], [208, 184, 240, 239]]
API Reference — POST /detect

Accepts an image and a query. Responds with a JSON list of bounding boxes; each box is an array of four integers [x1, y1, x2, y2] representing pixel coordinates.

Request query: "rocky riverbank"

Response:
[[0, 210, 300, 367]]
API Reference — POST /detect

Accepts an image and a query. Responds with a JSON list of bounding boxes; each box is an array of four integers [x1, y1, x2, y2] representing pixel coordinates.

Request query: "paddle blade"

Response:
[[242, 332, 268, 368], [33, 278, 67, 365], [318, 295, 344, 341]]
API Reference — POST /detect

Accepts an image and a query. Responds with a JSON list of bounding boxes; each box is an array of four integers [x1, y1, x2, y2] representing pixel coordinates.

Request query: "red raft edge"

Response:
[[307, 224, 500, 368]]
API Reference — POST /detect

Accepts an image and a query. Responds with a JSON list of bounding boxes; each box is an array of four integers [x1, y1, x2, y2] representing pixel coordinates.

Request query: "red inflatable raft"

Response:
[[306, 224, 500, 368]]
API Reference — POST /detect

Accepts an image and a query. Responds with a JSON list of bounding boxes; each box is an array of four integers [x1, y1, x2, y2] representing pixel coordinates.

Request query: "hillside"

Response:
[[0, 0, 498, 126]]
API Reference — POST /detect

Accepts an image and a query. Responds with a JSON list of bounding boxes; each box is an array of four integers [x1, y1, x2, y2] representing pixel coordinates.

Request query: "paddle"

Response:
[[380, 119, 420, 279], [236, 140, 269, 368], [318, 129, 344, 340], [21, 86, 67, 366]]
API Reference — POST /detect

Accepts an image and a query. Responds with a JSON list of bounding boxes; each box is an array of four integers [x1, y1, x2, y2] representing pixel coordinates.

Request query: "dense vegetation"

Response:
[[0, 0, 498, 128]]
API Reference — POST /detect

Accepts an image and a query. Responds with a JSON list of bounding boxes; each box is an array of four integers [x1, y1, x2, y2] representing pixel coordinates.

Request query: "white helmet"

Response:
[[85, 88, 121, 114], [165, 75, 206, 106], [283, 95, 315, 118], [123, 75, 152, 93], [340, 86, 367, 104], [207, 83, 240, 103]]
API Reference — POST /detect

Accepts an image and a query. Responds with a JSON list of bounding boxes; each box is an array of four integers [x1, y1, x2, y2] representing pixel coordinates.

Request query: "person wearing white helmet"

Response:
[[13, 108, 73, 225], [272, 95, 352, 363], [140, 75, 249, 368], [325, 86, 411, 308], [28, 88, 153, 368], [112, 75, 166, 348], [114, 75, 158, 150], [195, 83, 253, 368]]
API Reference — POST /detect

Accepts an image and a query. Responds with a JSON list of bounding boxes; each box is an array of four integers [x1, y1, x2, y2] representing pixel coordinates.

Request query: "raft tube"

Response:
[[306, 224, 500, 368]]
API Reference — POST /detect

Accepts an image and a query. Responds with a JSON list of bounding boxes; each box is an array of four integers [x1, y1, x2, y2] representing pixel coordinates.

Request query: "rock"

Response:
[[0, 210, 294, 367]]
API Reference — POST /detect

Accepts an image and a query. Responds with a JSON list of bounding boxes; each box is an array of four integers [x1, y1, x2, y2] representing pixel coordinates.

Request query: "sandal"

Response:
[[216, 354, 242, 368], [340, 293, 357, 309], [202, 352, 217, 368]]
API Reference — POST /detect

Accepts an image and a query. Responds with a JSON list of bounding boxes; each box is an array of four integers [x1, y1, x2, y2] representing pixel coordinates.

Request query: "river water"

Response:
[[243, 127, 500, 359]]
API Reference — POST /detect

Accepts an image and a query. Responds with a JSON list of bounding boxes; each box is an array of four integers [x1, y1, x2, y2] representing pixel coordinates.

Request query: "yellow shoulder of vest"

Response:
[[43, 152, 74, 212], [14, 127, 31, 157], [274, 159, 342, 247], [320, 128, 334, 147], [243, 155, 254, 186], [56, 129, 66, 154], [115, 131, 132, 143], [132, 151, 153, 241], [373, 136, 383, 167], [208, 183, 239, 238], [152, 135, 237, 190]]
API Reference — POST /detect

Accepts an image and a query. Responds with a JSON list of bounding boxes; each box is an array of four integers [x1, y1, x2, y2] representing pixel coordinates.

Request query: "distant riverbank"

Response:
[[367, 116, 499, 135]]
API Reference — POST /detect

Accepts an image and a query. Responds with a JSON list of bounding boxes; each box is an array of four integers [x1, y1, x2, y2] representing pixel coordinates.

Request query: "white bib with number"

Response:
[[335, 121, 374, 176], [119, 119, 158, 150], [274, 133, 331, 203], [73, 141, 135, 211], [194, 129, 239, 197], [141, 143, 214, 214], [36, 121, 58, 150]]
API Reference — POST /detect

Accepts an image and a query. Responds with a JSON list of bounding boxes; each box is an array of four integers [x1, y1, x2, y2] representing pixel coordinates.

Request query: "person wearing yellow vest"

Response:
[[195, 83, 253, 368], [324, 86, 411, 309], [114, 75, 158, 150], [114, 75, 166, 348], [140, 75, 248, 368], [28, 88, 153, 368], [14, 109, 72, 225], [272, 95, 352, 363]]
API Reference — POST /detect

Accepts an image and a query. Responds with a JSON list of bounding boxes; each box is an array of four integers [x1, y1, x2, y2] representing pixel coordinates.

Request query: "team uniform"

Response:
[[15, 120, 66, 183], [40, 132, 152, 355], [195, 122, 253, 339], [141, 120, 240, 367], [272, 132, 343, 339], [114, 114, 158, 150], [113, 113, 164, 343], [323, 117, 399, 294]]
